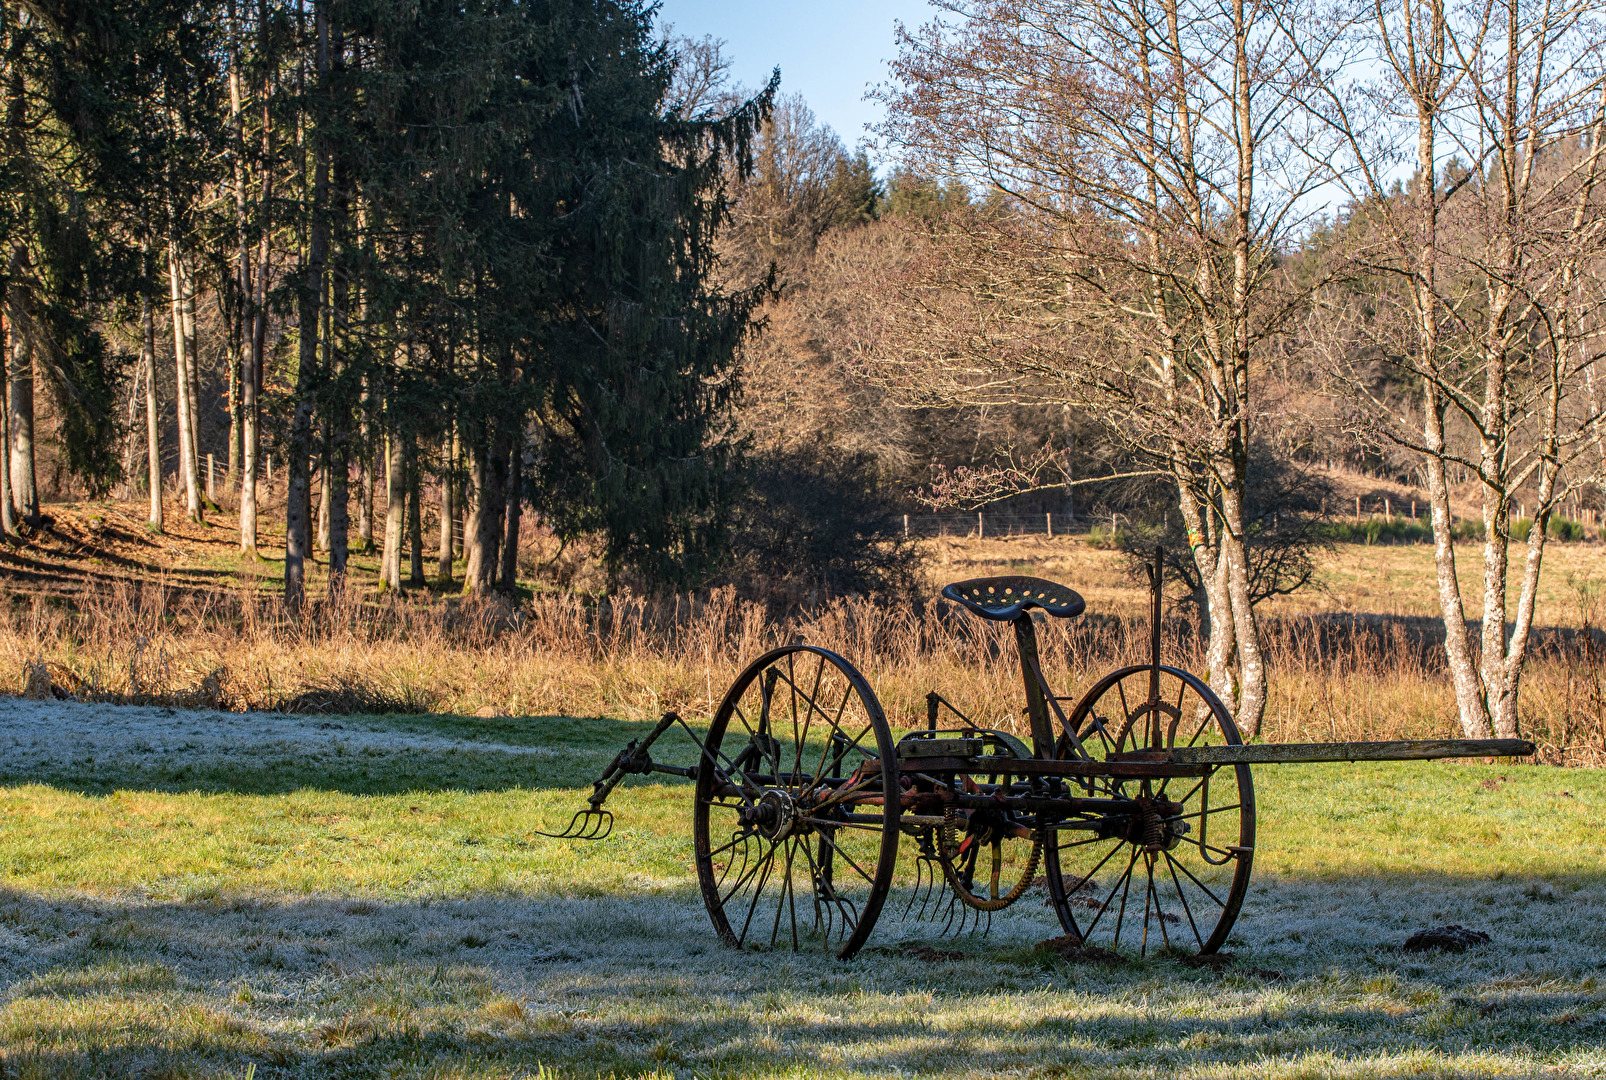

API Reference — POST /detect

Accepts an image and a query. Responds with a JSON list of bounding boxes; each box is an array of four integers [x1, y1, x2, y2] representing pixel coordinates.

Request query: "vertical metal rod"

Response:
[[1148, 545, 1163, 748], [1013, 615, 1056, 756]]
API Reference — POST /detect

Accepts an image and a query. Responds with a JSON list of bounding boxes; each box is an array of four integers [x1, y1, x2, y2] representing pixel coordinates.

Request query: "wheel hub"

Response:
[[1131, 796, 1188, 852], [743, 790, 801, 840]]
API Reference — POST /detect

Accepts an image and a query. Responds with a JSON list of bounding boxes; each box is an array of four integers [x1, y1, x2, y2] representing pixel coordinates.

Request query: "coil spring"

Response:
[[1141, 799, 1166, 851], [937, 808, 1042, 912]]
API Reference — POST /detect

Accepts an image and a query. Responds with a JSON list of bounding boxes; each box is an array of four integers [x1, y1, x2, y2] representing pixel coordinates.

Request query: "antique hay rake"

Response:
[[538, 551, 1533, 960]]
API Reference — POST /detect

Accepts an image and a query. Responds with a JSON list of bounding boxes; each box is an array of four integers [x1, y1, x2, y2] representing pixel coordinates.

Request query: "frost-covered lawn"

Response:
[[0, 698, 1602, 1078]]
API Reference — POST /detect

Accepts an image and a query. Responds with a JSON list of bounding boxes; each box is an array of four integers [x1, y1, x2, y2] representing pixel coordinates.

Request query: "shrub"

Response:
[[1087, 523, 1126, 550], [1323, 517, 1490, 544], [722, 451, 923, 605], [1512, 516, 1586, 542], [1324, 518, 1433, 545]]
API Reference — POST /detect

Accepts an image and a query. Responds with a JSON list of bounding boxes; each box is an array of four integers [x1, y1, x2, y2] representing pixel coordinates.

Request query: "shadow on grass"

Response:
[[0, 710, 701, 797], [0, 877, 1604, 1079]]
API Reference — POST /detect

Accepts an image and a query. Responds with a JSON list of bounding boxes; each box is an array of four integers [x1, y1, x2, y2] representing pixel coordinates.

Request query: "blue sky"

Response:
[[655, 0, 934, 152]]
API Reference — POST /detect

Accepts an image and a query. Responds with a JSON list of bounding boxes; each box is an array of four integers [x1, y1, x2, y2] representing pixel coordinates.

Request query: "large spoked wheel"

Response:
[[693, 645, 900, 960], [1043, 665, 1255, 957]]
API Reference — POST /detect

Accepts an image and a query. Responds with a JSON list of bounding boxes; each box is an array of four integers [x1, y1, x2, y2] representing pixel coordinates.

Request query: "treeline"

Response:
[[0, 0, 779, 606]]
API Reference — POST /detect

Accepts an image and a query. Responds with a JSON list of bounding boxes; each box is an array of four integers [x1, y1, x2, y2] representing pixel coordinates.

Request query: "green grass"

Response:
[[2, 707, 1605, 1078]]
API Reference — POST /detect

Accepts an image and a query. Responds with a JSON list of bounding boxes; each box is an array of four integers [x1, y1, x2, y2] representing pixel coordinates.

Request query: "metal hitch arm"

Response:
[[533, 711, 699, 841]]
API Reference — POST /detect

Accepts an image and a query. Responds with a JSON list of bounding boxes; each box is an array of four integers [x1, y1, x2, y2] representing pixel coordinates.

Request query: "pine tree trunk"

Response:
[[327, 426, 348, 595], [143, 286, 163, 531], [180, 262, 204, 509], [228, 8, 245, 493], [316, 426, 332, 551], [7, 314, 37, 526], [285, 0, 330, 613], [437, 429, 454, 583], [167, 241, 201, 522], [463, 429, 505, 593], [454, 495, 464, 559], [358, 449, 374, 549], [241, 48, 271, 558], [227, 346, 241, 488], [462, 436, 484, 590], [499, 428, 522, 592], [0, 303, 12, 537], [240, 305, 259, 553], [122, 352, 141, 501], [381, 431, 405, 589], [357, 378, 374, 551], [407, 442, 424, 586], [452, 435, 464, 559]]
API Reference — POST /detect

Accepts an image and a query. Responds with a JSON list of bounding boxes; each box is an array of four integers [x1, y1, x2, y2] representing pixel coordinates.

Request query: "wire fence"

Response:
[[902, 501, 1602, 541], [899, 511, 1082, 538]]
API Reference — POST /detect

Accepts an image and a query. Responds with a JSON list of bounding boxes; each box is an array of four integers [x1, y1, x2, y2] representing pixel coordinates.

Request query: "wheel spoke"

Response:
[[1060, 833, 1126, 893], [797, 815, 882, 832], [1079, 844, 1137, 939], [799, 682, 857, 801], [792, 655, 826, 794], [1175, 802, 1243, 821], [736, 844, 778, 947], [1164, 849, 1205, 950], [707, 832, 755, 860], [1057, 832, 1121, 852], [720, 839, 775, 908], [1116, 681, 1132, 750], [817, 829, 878, 888], [1165, 849, 1229, 909], [770, 838, 796, 948], [1104, 846, 1140, 947]]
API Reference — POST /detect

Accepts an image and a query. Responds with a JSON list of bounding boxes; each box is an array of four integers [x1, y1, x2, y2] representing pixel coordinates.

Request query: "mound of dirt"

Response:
[[1177, 951, 1234, 970], [1035, 935, 1124, 965], [1402, 925, 1490, 953], [901, 944, 965, 963]]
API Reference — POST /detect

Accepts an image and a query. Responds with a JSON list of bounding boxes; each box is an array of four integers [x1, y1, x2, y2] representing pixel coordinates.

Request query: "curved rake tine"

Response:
[[940, 892, 962, 937], [902, 857, 924, 917], [532, 808, 614, 841]]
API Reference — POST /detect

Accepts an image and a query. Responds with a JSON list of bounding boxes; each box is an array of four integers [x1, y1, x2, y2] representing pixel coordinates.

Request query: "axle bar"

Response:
[[1118, 738, 1535, 766], [886, 754, 1210, 778]]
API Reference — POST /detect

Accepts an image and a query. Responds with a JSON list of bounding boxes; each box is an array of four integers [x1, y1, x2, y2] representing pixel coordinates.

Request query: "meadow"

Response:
[[0, 700, 1602, 1078], [1, 517, 1604, 1076]]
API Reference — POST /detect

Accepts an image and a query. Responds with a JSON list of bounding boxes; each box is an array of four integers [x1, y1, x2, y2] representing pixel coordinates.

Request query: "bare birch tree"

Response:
[[1306, 0, 1606, 737], [874, 0, 1341, 734]]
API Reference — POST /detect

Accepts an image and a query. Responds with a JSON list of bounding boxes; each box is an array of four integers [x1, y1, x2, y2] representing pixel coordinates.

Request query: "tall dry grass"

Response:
[[6, 579, 1602, 764]]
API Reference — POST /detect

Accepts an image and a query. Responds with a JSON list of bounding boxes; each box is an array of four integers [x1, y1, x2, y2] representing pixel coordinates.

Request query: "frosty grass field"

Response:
[[0, 697, 1602, 1078]]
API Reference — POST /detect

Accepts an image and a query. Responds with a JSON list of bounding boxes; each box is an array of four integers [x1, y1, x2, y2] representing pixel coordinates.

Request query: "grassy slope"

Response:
[[2, 709, 1603, 1079]]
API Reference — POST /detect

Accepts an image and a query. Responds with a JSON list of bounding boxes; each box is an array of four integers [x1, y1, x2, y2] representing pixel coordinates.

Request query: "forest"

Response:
[[3, 0, 1606, 748]]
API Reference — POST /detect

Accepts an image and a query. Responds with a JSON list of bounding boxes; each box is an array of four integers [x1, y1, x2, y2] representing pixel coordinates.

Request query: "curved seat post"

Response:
[[1012, 615, 1057, 757]]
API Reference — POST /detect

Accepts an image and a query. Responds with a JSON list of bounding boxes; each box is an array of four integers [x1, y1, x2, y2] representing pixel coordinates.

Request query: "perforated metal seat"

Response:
[[940, 576, 1086, 621]]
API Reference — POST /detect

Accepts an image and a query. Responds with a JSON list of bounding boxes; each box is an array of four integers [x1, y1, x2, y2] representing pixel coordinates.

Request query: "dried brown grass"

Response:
[[4, 578, 1602, 763]]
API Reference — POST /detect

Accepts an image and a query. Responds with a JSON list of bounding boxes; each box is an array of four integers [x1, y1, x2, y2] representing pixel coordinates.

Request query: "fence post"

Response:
[[1411, 500, 1416, 519], [1385, 497, 1390, 521], [206, 454, 215, 502], [1355, 495, 1361, 521], [903, 513, 909, 538], [977, 511, 984, 538], [1046, 512, 1052, 538]]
